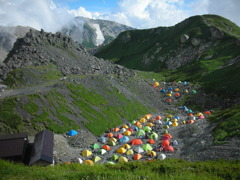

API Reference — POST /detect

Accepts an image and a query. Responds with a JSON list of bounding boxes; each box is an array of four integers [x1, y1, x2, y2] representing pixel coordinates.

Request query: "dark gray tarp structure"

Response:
[[0, 133, 29, 163], [29, 130, 54, 165]]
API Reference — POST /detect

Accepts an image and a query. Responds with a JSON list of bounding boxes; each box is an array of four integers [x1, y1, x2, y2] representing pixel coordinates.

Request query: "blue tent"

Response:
[[99, 136, 107, 143], [119, 136, 129, 143], [168, 87, 173, 91], [160, 89, 166, 93], [174, 116, 180, 120], [183, 81, 188, 85], [67, 130, 78, 136]]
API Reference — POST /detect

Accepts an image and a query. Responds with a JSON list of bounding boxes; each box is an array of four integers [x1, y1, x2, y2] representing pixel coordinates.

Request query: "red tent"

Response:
[[163, 145, 174, 152], [155, 116, 162, 120], [148, 139, 156, 144], [130, 139, 143, 145], [115, 134, 123, 139], [161, 140, 170, 146], [102, 145, 111, 151]]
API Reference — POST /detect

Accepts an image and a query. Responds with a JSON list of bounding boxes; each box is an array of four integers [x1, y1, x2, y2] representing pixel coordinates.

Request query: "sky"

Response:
[[0, 0, 239, 32]]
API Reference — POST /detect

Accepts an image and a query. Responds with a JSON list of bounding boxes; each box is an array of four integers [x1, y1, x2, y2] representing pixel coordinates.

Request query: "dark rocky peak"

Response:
[[0, 29, 135, 82]]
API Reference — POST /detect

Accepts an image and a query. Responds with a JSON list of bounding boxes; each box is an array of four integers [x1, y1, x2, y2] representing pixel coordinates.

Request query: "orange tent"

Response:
[[174, 92, 180, 97], [163, 145, 174, 152], [187, 120, 195, 124], [106, 133, 114, 138], [155, 116, 162, 120], [113, 127, 120, 132], [204, 111, 211, 115], [130, 139, 143, 145], [148, 139, 156, 144], [102, 145, 111, 151], [133, 153, 142, 160], [134, 121, 141, 126], [188, 113, 193, 116], [166, 98, 172, 102], [161, 140, 170, 146]]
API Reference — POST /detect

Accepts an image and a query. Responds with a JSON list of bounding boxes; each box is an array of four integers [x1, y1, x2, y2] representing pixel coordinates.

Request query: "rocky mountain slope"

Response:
[[0, 26, 33, 64], [0, 29, 163, 136], [61, 16, 134, 49]]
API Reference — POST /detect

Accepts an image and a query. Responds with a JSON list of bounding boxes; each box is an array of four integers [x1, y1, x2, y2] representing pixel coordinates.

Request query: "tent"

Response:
[[122, 124, 129, 129], [106, 161, 115, 165], [187, 120, 195, 124], [166, 98, 172, 102], [99, 136, 107, 143], [130, 139, 143, 145], [134, 121, 141, 126], [174, 88, 180, 92], [116, 134, 123, 140], [204, 111, 211, 115], [158, 153, 166, 160], [128, 128, 134, 132], [116, 147, 126, 154], [133, 126, 139, 131], [120, 128, 127, 133], [83, 160, 94, 165], [113, 127, 120, 132], [155, 116, 162, 120], [92, 156, 101, 163], [119, 136, 130, 143], [81, 150, 92, 157], [98, 149, 107, 155], [109, 137, 117, 142], [136, 130, 145, 137], [118, 156, 128, 163], [102, 145, 111, 151], [147, 123, 154, 127], [133, 153, 142, 160], [92, 143, 100, 150], [147, 150, 156, 157], [140, 118, 147, 123], [148, 139, 156, 144], [163, 125, 169, 129], [123, 130, 132, 136], [164, 133, 173, 139], [166, 121, 172, 126], [106, 133, 114, 138], [161, 140, 170, 146], [162, 136, 170, 141], [134, 147, 144, 153], [150, 132, 158, 139], [143, 126, 152, 132], [160, 89, 166, 93], [172, 122, 178, 127], [144, 114, 152, 120], [122, 144, 131, 149], [163, 145, 174, 152], [131, 120, 137, 124], [174, 116, 180, 120], [126, 149, 134, 155], [67, 130, 78, 136], [142, 144, 153, 151], [108, 140, 116, 146], [153, 82, 160, 88], [74, 157, 83, 164], [198, 115, 205, 119], [167, 114, 173, 118], [173, 140, 178, 146], [111, 154, 119, 161]]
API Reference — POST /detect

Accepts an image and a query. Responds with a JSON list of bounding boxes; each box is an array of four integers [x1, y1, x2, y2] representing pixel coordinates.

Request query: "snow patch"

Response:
[[92, 24, 105, 46]]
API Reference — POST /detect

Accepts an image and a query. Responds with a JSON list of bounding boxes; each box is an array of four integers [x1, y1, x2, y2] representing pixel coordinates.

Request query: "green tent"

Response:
[[106, 161, 115, 165], [111, 154, 119, 161], [92, 156, 101, 163], [92, 143, 100, 149], [142, 144, 153, 151], [131, 120, 136, 124], [143, 126, 152, 132], [108, 140, 116, 146], [98, 149, 107, 155], [150, 132, 158, 139], [136, 129, 146, 137]]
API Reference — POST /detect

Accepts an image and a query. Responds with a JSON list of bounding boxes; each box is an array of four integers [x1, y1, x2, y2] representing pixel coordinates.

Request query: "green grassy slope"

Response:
[[0, 65, 159, 136], [1, 159, 240, 179]]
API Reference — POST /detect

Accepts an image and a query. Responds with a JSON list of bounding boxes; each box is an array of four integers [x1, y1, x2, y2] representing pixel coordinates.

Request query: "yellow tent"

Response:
[[83, 160, 94, 165], [122, 144, 131, 149], [196, 112, 203, 116], [109, 137, 117, 142], [126, 149, 134, 155], [118, 156, 128, 163], [81, 150, 92, 157], [92, 156, 101, 163], [147, 150, 156, 157], [174, 88, 180, 92], [140, 118, 147, 123], [137, 124, 143, 129], [172, 122, 179, 127], [147, 123, 154, 127], [122, 124, 129, 129], [167, 114, 173, 118], [123, 130, 132, 136], [166, 94, 172, 97], [116, 147, 127, 154]]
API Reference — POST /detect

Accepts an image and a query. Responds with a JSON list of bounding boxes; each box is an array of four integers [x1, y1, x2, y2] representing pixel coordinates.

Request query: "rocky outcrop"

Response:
[[0, 29, 135, 82], [210, 26, 224, 39], [0, 26, 33, 63], [180, 34, 189, 43]]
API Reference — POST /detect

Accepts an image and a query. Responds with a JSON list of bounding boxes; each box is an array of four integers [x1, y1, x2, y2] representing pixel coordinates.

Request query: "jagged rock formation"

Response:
[[0, 29, 134, 82], [0, 26, 33, 64]]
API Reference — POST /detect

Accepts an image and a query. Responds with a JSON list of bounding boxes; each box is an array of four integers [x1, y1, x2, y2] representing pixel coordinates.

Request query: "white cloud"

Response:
[[68, 7, 93, 19], [0, 0, 73, 32]]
